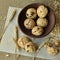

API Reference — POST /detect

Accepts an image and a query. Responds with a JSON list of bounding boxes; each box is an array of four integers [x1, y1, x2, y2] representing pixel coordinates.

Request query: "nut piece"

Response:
[[5, 54, 10, 57], [54, 40, 60, 47], [17, 37, 30, 48], [32, 26, 43, 36], [24, 19, 35, 29], [25, 42, 37, 53], [46, 46, 59, 55], [37, 5, 48, 18]]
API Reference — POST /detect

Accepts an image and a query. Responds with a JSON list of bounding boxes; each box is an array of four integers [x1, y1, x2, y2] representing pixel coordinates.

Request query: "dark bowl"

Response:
[[18, 3, 55, 38]]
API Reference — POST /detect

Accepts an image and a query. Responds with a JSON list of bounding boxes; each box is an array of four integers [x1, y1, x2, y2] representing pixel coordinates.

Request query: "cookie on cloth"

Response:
[[25, 42, 37, 53], [17, 37, 30, 48]]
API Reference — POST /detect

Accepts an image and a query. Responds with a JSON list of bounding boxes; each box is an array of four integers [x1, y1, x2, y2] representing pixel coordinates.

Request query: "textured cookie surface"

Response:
[[37, 18, 48, 27], [26, 8, 37, 19], [32, 26, 43, 36], [18, 37, 30, 48], [24, 19, 35, 29], [25, 42, 37, 53], [37, 5, 48, 18]]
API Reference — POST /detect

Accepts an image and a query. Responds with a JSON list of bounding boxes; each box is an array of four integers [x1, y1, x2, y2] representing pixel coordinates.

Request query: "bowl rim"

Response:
[[18, 3, 56, 38]]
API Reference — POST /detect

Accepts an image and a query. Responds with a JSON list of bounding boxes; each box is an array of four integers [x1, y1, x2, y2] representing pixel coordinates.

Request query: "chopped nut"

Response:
[[54, 40, 60, 47], [5, 54, 10, 57]]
